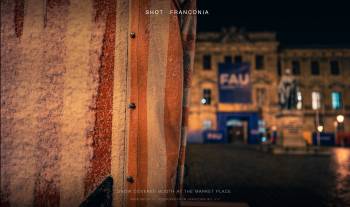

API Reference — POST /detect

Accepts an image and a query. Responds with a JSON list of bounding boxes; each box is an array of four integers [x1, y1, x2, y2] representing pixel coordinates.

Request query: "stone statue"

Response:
[[278, 68, 298, 110]]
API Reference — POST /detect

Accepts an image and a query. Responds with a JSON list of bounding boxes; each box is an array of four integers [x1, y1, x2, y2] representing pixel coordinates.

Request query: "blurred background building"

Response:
[[188, 27, 350, 145]]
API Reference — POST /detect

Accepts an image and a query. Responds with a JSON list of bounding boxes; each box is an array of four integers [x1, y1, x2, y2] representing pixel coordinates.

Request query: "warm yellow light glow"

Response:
[[334, 148, 350, 191], [336, 115, 344, 123], [317, 125, 323, 132]]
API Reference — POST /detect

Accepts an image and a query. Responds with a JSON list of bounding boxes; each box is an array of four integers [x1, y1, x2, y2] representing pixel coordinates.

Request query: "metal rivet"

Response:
[[128, 103, 136, 109], [130, 32, 136, 38], [126, 176, 134, 183]]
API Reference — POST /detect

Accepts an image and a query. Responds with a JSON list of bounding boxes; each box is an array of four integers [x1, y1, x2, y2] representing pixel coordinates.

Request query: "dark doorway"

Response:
[[226, 119, 248, 143], [227, 125, 244, 143]]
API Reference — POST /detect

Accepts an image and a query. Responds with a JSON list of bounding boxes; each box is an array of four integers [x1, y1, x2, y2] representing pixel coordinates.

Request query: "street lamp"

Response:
[[337, 114, 344, 123], [336, 114, 345, 146], [317, 125, 324, 133]]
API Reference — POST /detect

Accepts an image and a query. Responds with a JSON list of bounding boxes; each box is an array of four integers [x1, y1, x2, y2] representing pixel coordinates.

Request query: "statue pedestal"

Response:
[[276, 110, 306, 148]]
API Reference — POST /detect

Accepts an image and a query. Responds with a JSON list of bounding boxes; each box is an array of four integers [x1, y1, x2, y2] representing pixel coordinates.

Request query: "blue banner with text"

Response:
[[218, 63, 251, 103], [203, 130, 226, 143]]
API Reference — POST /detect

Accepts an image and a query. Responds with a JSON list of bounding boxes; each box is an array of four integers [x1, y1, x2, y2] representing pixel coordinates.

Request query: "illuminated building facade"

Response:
[[188, 28, 350, 144]]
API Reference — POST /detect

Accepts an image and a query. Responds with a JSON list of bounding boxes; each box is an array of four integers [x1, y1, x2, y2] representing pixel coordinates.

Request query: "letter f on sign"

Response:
[[220, 74, 229, 85]]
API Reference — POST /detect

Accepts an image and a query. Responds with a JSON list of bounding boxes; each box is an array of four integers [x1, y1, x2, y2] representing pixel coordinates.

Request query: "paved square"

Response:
[[184, 144, 350, 207]]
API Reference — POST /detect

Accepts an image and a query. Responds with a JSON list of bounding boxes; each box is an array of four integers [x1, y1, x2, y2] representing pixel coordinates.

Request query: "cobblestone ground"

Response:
[[183, 144, 350, 207]]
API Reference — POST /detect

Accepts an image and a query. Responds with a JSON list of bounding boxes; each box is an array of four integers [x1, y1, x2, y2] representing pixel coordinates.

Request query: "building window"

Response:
[[312, 91, 321, 110], [297, 91, 302, 109], [201, 89, 211, 105], [203, 55, 211, 70], [235, 55, 242, 64], [224, 56, 232, 63], [203, 120, 212, 130], [330, 60, 340, 75], [255, 55, 264, 70], [331, 92, 342, 110], [292, 60, 301, 75], [256, 88, 266, 107], [311, 61, 320, 75]]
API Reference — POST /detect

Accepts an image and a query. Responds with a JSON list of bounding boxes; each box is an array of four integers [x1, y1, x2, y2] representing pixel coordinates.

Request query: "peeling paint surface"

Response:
[[0, 0, 107, 206], [84, 0, 116, 196]]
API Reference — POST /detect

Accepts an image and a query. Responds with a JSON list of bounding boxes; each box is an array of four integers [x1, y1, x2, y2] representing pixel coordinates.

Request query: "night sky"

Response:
[[197, 1, 350, 47]]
